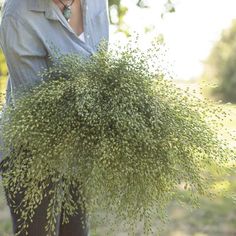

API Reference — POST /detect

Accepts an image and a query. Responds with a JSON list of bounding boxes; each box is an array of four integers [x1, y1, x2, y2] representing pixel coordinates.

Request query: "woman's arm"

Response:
[[0, 15, 49, 104]]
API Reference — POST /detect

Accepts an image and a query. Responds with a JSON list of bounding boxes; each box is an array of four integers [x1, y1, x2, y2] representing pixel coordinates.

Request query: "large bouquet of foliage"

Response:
[[0, 39, 235, 236]]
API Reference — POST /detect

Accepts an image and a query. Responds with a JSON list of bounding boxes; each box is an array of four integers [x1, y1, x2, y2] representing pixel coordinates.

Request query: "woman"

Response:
[[0, 0, 110, 235]]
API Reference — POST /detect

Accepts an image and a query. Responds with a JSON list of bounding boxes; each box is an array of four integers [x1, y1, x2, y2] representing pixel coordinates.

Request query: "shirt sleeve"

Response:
[[0, 15, 49, 105]]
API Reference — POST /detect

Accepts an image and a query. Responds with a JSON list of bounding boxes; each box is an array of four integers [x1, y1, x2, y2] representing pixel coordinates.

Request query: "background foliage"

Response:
[[108, 0, 175, 35], [0, 50, 7, 107], [201, 19, 236, 103]]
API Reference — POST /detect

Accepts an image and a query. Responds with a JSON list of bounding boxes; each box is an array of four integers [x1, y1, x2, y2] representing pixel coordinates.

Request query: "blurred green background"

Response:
[[1, 0, 236, 235]]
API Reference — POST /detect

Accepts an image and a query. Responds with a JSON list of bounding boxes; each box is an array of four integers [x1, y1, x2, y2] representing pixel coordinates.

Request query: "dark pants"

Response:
[[0, 148, 89, 236]]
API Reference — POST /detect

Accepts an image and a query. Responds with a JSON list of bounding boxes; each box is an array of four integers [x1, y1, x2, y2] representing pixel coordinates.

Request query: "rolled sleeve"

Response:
[[0, 15, 49, 104]]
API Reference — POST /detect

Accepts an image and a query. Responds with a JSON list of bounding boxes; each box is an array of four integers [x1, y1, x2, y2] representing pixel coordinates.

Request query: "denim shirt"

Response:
[[0, 0, 110, 108], [0, 0, 110, 162]]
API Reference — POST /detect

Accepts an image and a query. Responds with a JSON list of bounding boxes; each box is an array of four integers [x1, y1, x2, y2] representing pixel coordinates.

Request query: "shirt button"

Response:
[[86, 5, 89, 10], [86, 34, 90, 39]]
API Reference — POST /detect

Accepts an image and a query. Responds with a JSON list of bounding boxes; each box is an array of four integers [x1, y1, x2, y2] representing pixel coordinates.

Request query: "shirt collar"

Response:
[[27, 0, 49, 12], [28, 0, 86, 12], [27, 0, 86, 21], [27, 0, 60, 20], [27, 0, 94, 53]]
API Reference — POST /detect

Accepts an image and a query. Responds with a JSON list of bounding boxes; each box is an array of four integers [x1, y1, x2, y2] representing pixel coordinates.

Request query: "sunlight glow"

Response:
[[110, 0, 236, 80]]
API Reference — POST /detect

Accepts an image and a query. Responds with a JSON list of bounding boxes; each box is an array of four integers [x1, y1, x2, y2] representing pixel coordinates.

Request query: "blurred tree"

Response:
[[161, 0, 175, 18], [201, 19, 236, 103], [108, 0, 175, 35], [108, 0, 129, 35]]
